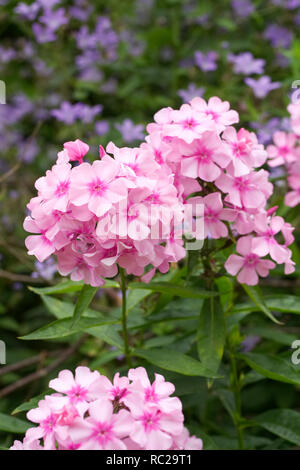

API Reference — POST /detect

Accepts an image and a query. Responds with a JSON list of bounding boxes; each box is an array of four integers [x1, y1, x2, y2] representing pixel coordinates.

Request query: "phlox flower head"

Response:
[[10, 366, 203, 451]]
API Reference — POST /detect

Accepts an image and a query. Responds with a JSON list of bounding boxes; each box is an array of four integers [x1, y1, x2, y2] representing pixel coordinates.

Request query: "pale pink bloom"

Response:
[[190, 96, 239, 133], [225, 235, 275, 285], [90, 372, 130, 403], [35, 163, 72, 212], [252, 214, 289, 264], [172, 427, 203, 450], [129, 405, 183, 450], [49, 367, 101, 406], [285, 173, 300, 207], [24, 216, 55, 262], [179, 133, 231, 182], [164, 104, 214, 144], [69, 399, 132, 450], [223, 127, 267, 175], [63, 139, 89, 164], [69, 159, 127, 217], [267, 131, 298, 167], [26, 399, 68, 450], [216, 168, 272, 210], [126, 367, 182, 415], [197, 192, 235, 239]]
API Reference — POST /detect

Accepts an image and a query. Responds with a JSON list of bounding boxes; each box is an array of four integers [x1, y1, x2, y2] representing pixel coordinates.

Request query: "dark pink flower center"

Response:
[[92, 422, 114, 445], [68, 384, 88, 403], [55, 181, 69, 197], [141, 411, 160, 432], [244, 254, 259, 267]]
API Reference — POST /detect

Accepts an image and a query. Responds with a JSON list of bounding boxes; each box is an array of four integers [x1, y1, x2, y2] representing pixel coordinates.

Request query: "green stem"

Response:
[[119, 266, 132, 368], [229, 352, 245, 450]]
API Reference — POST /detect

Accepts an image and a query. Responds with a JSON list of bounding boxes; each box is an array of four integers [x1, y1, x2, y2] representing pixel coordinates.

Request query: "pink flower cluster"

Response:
[[144, 97, 295, 284], [24, 96, 295, 286], [24, 138, 186, 286], [267, 102, 300, 209], [10, 366, 203, 451]]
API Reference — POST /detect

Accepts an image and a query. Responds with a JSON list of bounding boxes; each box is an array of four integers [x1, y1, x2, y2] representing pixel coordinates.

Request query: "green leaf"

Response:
[[241, 284, 282, 324], [42, 296, 74, 319], [20, 317, 119, 340], [72, 285, 98, 327], [215, 276, 233, 311], [239, 352, 300, 386], [88, 324, 123, 349], [246, 325, 298, 346], [233, 294, 300, 315], [0, 413, 30, 433], [29, 280, 85, 295], [134, 348, 221, 378], [256, 409, 300, 446], [29, 279, 119, 296], [127, 289, 151, 311], [197, 297, 226, 373], [128, 281, 217, 299]]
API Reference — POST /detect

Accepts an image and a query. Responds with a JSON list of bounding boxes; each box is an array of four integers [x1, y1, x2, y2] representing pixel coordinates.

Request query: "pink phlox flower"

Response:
[[252, 214, 290, 264], [225, 235, 276, 285], [267, 131, 298, 167], [63, 139, 89, 164]]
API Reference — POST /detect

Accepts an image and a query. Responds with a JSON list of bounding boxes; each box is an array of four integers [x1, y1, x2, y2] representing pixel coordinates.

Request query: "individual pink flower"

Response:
[[129, 404, 183, 450], [69, 399, 132, 450], [223, 127, 267, 175], [63, 139, 89, 164], [23, 216, 56, 262], [285, 172, 300, 207], [216, 169, 272, 210], [252, 214, 290, 264], [26, 399, 68, 450], [179, 132, 231, 182], [267, 131, 298, 167], [172, 427, 203, 450], [49, 366, 101, 408], [164, 104, 214, 143], [190, 96, 239, 133], [69, 159, 127, 217], [225, 235, 276, 285], [196, 192, 235, 239], [35, 162, 72, 212]]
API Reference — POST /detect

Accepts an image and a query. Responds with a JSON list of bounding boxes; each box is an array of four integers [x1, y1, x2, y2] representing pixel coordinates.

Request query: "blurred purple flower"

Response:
[[178, 83, 205, 102], [101, 78, 117, 94], [251, 117, 290, 145], [241, 335, 260, 352], [75, 103, 103, 123], [228, 52, 265, 74], [194, 51, 218, 72], [95, 120, 110, 136], [22, 140, 39, 164], [32, 24, 57, 43], [264, 24, 292, 48], [115, 119, 145, 143], [231, 0, 254, 16], [245, 76, 281, 98], [32, 257, 57, 280], [14, 2, 40, 20], [51, 101, 78, 124], [40, 7, 68, 32], [0, 47, 17, 64]]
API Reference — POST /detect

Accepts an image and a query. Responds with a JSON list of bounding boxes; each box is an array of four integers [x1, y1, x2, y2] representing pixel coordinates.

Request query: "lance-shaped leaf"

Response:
[[135, 348, 221, 378], [238, 352, 300, 386], [242, 284, 282, 324], [255, 409, 300, 446], [197, 296, 226, 373], [72, 285, 98, 327]]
